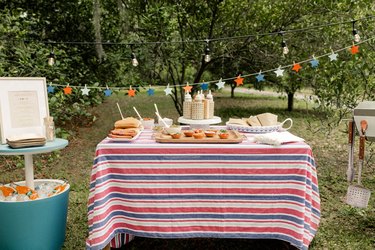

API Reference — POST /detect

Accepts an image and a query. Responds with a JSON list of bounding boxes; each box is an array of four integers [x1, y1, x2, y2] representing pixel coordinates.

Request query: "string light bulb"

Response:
[[352, 21, 360, 43], [131, 52, 139, 67], [279, 31, 289, 55], [281, 40, 289, 55], [48, 51, 55, 66], [204, 39, 211, 63]]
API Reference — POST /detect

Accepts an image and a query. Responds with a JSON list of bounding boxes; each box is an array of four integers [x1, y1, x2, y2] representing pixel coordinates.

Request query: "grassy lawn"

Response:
[[1, 90, 374, 249]]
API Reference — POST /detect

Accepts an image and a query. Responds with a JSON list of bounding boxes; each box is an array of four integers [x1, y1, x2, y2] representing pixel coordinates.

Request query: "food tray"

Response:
[[106, 131, 142, 142], [226, 122, 281, 134], [154, 130, 244, 144]]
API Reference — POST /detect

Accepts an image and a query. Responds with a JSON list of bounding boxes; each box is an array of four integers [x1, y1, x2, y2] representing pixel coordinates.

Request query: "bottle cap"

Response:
[[206, 90, 213, 100]]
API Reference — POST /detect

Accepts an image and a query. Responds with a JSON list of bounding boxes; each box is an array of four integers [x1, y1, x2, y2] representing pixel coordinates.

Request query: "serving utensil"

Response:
[[154, 103, 160, 115], [133, 107, 143, 120], [346, 120, 371, 208], [346, 119, 355, 182], [155, 112, 170, 128], [116, 102, 124, 120]]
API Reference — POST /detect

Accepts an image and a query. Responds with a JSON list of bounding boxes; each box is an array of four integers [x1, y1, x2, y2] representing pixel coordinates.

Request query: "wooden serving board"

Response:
[[154, 130, 244, 144]]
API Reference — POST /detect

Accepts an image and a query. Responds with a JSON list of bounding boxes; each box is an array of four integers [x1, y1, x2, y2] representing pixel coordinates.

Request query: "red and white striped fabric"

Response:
[[86, 129, 320, 250]]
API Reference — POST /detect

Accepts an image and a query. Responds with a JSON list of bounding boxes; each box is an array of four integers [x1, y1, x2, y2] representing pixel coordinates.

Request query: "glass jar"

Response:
[[44, 116, 55, 141]]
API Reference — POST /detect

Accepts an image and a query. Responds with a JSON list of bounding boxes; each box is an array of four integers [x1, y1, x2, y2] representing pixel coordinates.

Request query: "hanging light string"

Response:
[[3, 15, 375, 46], [49, 35, 375, 91]]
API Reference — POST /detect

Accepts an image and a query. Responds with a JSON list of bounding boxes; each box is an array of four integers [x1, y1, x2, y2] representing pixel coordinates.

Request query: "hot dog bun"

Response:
[[114, 117, 141, 129], [108, 128, 140, 138]]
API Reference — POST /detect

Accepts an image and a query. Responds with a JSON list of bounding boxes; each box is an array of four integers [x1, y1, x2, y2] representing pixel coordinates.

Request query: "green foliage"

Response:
[[0, 7, 104, 135]]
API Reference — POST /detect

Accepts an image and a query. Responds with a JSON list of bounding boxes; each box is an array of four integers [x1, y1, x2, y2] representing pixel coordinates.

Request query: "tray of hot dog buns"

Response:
[[107, 117, 142, 141]]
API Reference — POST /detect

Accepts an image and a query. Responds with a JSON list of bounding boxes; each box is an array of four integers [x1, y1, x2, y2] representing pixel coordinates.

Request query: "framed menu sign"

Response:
[[0, 77, 49, 144]]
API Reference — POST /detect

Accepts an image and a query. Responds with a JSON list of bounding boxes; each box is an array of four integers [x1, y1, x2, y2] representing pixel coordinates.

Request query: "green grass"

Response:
[[1, 90, 374, 249]]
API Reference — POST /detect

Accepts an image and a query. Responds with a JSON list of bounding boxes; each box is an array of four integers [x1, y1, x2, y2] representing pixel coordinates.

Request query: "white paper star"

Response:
[[328, 52, 338, 61], [274, 66, 284, 77], [216, 78, 225, 89], [81, 84, 90, 96], [164, 84, 172, 95]]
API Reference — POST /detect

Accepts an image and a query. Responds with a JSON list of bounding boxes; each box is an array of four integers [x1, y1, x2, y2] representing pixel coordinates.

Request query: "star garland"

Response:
[[104, 85, 112, 97], [183, 82, 192, 93], [292, 62, 302, 72], [46, 37, 372, 97], [128, 86, 136, 97], [234, 75, 244, 86], [81, 84, 90, 95], [63, 84, 72, 95]]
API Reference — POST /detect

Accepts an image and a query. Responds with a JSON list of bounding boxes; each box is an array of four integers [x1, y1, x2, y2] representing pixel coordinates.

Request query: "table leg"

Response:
[[24, 154, 34, 189]]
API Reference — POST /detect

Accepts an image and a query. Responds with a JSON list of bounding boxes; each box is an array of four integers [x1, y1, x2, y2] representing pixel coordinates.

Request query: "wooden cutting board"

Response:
[[154, 130, 244, 144]]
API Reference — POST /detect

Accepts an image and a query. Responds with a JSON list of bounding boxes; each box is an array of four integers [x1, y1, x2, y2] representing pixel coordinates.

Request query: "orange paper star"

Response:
[[234, 75, 244, 86], [292, 63, 302, 73], [128, 88, 136, 97], [63, 85, 72, 95], [183, 83, 193, 93], [351, 45, 359, 55]]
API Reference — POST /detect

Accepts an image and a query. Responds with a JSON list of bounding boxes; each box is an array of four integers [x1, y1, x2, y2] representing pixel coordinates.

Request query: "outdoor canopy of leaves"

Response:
[[0, 0, 375, 126]]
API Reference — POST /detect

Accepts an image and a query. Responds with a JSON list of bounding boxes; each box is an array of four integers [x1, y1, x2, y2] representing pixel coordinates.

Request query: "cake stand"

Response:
[[178, 116, 222, 129]]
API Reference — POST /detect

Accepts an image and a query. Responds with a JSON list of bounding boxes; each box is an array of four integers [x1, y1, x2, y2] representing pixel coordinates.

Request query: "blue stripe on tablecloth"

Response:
[[94, 154, 315, 165], [311, 207, 320, 217], [89, 209, 305, 231], [93, 173, 307, 184], [89, 174, 308, 191], [89, 192, 308, 213]]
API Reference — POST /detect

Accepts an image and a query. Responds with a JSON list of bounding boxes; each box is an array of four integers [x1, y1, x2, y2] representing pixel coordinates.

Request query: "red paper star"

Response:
[[63, 85, 72, 95], [183, 84, 193, 93], [351, 45, 359, 55], [234, 75, 244, 86], [292, 63, 302, 73], [128, 88, 136, 97]]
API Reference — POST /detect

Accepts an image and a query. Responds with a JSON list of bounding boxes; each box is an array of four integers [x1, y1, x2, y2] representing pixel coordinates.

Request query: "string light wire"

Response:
[[4, 15, 375, 46], [49, 35, 375, 91]]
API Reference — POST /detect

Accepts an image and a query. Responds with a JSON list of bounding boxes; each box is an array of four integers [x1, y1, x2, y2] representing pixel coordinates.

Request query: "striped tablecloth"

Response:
[[86, 129, 320, 250]]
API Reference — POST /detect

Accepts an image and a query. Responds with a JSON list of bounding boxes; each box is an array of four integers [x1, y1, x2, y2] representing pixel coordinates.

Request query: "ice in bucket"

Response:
[[0, 181, 68, 201]]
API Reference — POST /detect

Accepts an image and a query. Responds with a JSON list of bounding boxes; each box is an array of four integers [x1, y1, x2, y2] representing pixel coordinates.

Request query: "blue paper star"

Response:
[[201, 82, 209, 90], [104, 88, 112, 97], [47, 85, 55, 93], [310, 58, 319, 68], [147, 88, 155, 96], [256, 73, 265, 82]]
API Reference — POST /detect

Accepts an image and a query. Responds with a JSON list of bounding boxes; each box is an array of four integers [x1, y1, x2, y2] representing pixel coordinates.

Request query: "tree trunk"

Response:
[[231, 85, 235, 98], [93, 0, 106, 62], [287, 92, 294, 112]]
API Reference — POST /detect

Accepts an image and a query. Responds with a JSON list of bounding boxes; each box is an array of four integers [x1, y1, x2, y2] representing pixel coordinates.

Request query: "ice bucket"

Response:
[[0, 179, 70, 250], [353, 101, 375, 141]]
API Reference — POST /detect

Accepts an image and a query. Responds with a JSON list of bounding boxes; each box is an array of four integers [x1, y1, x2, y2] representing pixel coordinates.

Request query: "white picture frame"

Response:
[[0, 77, 50, 144]]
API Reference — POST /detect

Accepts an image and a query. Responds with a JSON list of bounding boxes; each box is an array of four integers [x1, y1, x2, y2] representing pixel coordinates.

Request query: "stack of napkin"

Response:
[[253, 131, 304, 146], [6, 134, 46, 149]]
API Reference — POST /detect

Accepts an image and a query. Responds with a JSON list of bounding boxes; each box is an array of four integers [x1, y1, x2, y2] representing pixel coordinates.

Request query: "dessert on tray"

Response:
[[154, 128, 243, 144]]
